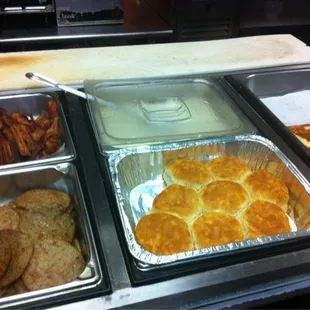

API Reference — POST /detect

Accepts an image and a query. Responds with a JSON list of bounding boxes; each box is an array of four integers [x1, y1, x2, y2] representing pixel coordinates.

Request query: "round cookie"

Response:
[[16, 208, 75, 243], [151, 184, 202, 223], [0, 207, 19, 230], [15, 189, 70, 214], [0, 234, 11, 279], [22, 239, 85, 291], [1, 279, 28, 297], [135, 213, 194, 255], [0, 230, 33, 288]]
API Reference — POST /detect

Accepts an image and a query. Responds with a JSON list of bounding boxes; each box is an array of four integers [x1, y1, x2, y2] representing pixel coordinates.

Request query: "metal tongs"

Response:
[[26, 72, 88, 99], [25, 72, 138, 119]]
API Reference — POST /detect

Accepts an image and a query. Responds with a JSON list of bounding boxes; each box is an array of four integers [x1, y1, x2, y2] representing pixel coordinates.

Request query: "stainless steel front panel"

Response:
[[108, 135, 310, 267], [0, 93, 75, 170], [0, 162, 101, 308]]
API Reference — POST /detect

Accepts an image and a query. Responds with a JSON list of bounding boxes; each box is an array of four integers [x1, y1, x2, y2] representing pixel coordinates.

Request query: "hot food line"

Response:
[[0, 35, 309, 308]]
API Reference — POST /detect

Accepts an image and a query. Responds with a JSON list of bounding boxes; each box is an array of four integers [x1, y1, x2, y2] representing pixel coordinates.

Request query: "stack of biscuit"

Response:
[[135, 155, 293, 256], [0, 189, 86, 298]]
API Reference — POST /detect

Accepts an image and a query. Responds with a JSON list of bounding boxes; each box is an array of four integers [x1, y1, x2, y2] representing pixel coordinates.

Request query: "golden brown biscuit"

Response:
[[0, 207, 19, 230], [22, 239, 85, 291], [15, 189, 70, 214], [200, 181, 249, 214], [135, 213, 194, 255], [243, 170, 289, 212], [16, 208, 75, 243], [0, 230, 33, 288], [163, 158, 212, 190], [0, 234, 11, 279], [206, 156, 251, 182], [242, 200, 291, 238], [151, 184, 202, 223], [192, 212, 244, 248]]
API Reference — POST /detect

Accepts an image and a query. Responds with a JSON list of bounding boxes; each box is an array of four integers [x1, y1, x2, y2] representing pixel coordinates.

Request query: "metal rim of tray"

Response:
[[109, 134, 310, 267]]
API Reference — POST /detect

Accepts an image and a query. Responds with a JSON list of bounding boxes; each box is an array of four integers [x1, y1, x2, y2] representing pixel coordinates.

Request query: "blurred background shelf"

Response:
[[2, 0, 310, 52]]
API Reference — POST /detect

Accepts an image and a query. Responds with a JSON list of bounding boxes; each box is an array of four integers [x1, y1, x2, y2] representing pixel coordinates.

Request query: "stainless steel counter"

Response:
[[0, 24, 172, 43], [3, 64, 310, 309], [54, 65, 310, 308], [51, 247, 310, 309]]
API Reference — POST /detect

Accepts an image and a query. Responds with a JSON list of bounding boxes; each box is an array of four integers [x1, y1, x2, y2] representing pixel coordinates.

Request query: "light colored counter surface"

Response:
[[0, 34, 310, 91], [1, 34, 310, 310]]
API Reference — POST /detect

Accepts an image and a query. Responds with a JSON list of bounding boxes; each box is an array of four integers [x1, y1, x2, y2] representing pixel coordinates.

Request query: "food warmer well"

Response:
[[1, 64, 310, 308]]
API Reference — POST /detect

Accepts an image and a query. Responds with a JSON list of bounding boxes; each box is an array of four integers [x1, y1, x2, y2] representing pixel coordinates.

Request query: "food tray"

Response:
[[108, 134, 310, 266], [0, 162, 102, 309], [0, 93, 75, 170]]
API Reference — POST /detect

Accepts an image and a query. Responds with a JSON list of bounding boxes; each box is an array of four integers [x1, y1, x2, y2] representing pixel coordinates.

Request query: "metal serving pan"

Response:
[[232, 68, 310, 128], [222, 69, 310, 166], [108, 134, 310, 267], [85, 76, 256, 153], [0, 162, 102, 309], [0, 93, 75, 170]]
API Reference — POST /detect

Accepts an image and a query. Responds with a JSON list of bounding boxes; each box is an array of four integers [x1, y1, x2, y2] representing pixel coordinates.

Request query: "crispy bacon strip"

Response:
[[31, 127, 45, 142], [3, 127, 15, 142], [0, 132, 16, 164], [1, 139, 15, 164], [2, 113, 13, 127], [45, 117, 60, 141], [42, 117, 61, 155], [11, 113, 32, 126], [11, 124, 36, 157], [0, 103, 63, 164], [35, 113, 51, 131], [44, 137, 61, 155], [47, 100, 58, 119]]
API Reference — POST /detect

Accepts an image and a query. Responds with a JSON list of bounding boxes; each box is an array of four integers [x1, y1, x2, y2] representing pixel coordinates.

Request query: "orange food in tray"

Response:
[[289, 124, 310, 148], [191, 212, 244, 249], [242, 200, 291, 239], [200, 180, 249, 215], [135, 156, 295, 256], [151, 184, 202, 223], [206, 156, 251, 182], [0, 99, 63, 165], [135, 213, 194, 255], [163, 158, 212, 190]]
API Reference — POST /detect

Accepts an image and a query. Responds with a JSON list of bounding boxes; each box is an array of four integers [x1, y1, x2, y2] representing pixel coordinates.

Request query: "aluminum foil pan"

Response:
[[108, 134, 310, 266]]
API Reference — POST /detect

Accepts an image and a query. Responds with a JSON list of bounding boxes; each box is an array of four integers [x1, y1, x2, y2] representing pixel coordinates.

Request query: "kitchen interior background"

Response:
[[1, 0, 310, 52], [1, 0, 310, 308]]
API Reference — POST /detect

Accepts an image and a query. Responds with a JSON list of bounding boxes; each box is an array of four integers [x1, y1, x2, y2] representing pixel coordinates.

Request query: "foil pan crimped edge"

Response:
[[108, 134, 310, 266]]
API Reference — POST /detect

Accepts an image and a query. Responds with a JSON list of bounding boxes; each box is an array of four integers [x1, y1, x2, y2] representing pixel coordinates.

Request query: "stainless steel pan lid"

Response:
[[84, 77, 256, 152]]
